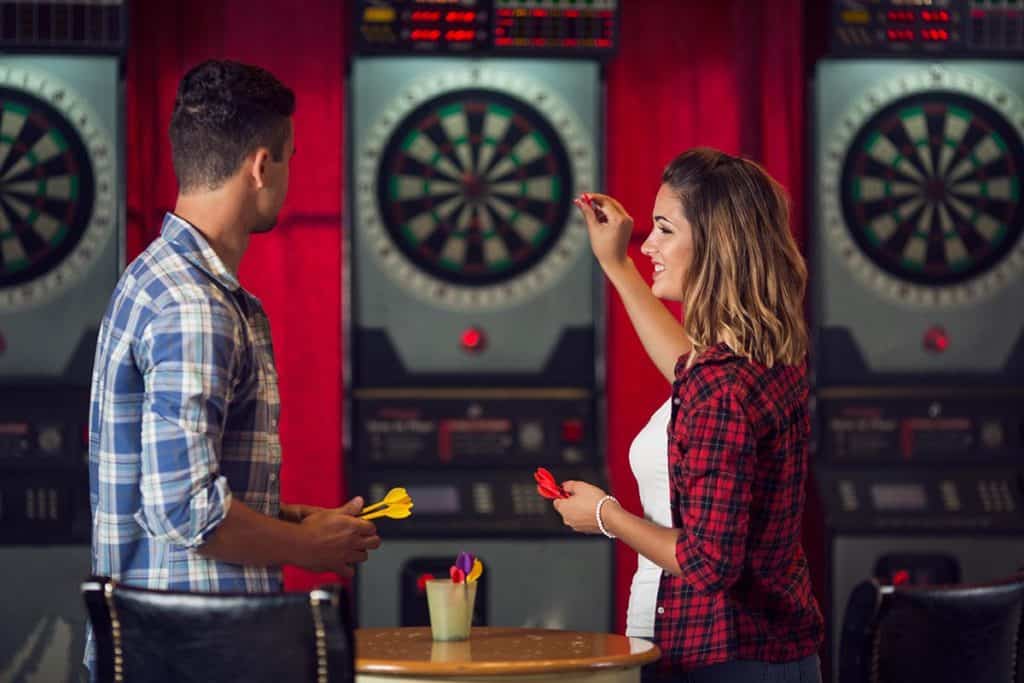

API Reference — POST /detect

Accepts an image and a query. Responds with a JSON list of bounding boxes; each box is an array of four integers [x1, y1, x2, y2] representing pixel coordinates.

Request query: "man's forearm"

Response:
[[197, 498, 306, 567]]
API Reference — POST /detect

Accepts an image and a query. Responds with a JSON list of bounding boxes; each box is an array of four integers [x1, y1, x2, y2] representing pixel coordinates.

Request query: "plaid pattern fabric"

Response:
[[84, 213, 283, 674], [654, 343, 823, 673]]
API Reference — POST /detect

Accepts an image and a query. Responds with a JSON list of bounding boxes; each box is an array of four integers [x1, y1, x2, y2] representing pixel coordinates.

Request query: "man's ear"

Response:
[[248, 147, 271, 189]]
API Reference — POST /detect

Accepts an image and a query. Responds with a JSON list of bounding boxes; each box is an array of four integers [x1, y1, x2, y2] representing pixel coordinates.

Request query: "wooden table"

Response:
[[356, 627, 660, 683]]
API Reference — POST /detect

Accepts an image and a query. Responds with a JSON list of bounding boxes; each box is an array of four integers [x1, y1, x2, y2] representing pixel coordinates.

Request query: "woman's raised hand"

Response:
[[573, 192, 634, 275]]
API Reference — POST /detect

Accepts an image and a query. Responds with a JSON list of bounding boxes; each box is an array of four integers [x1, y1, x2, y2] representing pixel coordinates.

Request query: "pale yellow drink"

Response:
[[425, 579, 477, 641]]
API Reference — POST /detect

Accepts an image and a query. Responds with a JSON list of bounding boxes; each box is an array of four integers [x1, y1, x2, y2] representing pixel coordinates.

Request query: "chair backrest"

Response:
[[82, 576, 354, 683], [839, 573, 1024, 683]]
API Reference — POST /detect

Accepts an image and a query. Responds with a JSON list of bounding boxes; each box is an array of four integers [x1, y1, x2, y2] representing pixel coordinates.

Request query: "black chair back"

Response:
[[839, 573, 1024, 683], [82, 576, 354, 683]]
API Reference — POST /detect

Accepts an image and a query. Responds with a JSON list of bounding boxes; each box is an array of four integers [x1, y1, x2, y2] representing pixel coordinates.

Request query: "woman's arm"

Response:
[[574, 193, 690, 382], [553, 480, 684, 576]]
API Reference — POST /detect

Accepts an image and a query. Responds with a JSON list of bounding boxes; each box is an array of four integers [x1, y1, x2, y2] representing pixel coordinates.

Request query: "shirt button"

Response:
[[657, 606, 665, 615], [269, 472, 277, 483], [672, 398, 681, 406]]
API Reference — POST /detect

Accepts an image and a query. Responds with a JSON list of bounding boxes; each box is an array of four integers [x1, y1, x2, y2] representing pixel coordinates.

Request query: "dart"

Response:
[[359, 487, 414, 519], [360, 504, 413, 521], [534, 467, 568, 499], [582, 193, 608, 224]]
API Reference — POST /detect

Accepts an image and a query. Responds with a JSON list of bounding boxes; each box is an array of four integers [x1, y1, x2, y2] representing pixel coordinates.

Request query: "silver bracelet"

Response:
[[595, 495, 618, 539]]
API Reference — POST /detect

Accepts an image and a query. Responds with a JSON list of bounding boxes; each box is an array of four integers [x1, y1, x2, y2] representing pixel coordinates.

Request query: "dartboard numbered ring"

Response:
[[822, 65, 1024, 309], [356, 67, 595, 312], [0, 65, 116, 313]]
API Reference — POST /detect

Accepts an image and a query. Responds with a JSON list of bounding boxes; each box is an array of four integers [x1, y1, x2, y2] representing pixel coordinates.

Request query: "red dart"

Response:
[[450, 566, 465, 583], [537, 482, 562, 500], [417, 573, 434, 593], [535, 467, 568, 498], [582, 193, 609, 224]]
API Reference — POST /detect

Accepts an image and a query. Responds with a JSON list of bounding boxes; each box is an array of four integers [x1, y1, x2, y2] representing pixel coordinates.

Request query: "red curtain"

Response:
[[125, 0, 818, 630]]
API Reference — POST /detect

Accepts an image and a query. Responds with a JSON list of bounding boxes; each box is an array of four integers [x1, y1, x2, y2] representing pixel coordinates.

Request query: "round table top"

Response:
[[356, 627, 660, 676]]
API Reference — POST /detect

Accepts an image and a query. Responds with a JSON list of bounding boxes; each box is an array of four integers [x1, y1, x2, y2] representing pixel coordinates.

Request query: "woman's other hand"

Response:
[[553, 480, 613, 534], [574, 192, 634, 276]]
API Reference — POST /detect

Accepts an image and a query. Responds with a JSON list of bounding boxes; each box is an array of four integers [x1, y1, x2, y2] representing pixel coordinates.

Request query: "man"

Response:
[[84, 60, 379, 677]]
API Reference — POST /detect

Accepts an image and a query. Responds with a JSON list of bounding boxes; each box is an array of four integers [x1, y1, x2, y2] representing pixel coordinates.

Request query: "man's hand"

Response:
[[298, 497, 382, 577], [280, 503, 325, 523]]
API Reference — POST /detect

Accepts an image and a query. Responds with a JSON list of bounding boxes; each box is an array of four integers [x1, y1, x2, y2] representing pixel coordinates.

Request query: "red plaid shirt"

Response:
[[654, 343, 823, 673]]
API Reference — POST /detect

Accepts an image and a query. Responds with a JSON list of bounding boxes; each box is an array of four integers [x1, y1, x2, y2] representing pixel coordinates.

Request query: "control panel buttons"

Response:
[[562, 446, 583, 463], [838, 480, 859, 512], [980, 420, 1005, 449], [472, 482, 494, 514], [510, 482, 547, 516], [518, 421, 545, 452], [38, 426, 63, 455], [939, 480, 962, 512]]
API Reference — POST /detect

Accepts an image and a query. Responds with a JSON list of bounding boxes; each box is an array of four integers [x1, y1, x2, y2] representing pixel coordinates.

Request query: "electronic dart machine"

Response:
[[347, 0, 620, 631], [812, 2, 1024, 679], [0, 3, 126, 681]]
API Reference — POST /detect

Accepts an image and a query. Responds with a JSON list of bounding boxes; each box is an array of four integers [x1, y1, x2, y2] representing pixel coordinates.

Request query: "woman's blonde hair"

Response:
[[662, 147, 808, 367]]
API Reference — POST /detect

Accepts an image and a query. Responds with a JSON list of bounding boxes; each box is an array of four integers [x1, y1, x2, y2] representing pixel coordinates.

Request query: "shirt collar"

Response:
[[160, 212, 242, 293], [673, 342, 738, 380]]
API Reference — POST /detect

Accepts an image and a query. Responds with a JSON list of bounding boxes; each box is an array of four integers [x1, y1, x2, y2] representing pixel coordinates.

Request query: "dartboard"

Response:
[[0, 65, 115, 313], [378, 89, 572, 287], [357, 67, 594, 312], [823, 66, 1024, 308]]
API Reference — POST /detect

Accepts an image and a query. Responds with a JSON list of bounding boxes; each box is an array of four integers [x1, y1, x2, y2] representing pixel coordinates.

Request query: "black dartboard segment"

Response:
[[376, 89, 573, 287], [0, 85, 95, 289], [841, 92, 1023, 287]]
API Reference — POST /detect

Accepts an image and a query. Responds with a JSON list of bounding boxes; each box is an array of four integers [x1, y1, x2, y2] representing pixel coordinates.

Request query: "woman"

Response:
[[556, 148, 824, 682]]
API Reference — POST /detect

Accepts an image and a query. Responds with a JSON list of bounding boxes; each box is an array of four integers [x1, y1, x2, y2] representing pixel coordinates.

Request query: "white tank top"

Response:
[[625, 397, 673, 638]]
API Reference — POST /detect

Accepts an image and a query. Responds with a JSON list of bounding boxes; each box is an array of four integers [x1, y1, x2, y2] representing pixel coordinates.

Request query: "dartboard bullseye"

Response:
[[823, 66, 1024, 308], [358, 67, 594, 312], [0, 66, 115, 313]]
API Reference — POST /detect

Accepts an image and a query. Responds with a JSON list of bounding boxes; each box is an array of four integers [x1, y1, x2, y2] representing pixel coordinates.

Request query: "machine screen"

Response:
[[406, 484, 461, 514], [870, 483, 929, 511]]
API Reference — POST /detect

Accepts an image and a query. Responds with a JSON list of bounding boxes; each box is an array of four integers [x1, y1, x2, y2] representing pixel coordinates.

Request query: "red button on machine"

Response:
[[561, 419, 584, 444], [460, 326, 486, 352], [923, 325, 949, 353]]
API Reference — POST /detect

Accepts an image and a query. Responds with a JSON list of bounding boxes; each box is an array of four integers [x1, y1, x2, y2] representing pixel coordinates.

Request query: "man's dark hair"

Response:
[[169, 60, 295, 192]]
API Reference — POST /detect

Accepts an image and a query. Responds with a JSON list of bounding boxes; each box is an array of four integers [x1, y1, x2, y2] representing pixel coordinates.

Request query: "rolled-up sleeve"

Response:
[[133, 294, 240, 548], [672, 386, 756, 594]]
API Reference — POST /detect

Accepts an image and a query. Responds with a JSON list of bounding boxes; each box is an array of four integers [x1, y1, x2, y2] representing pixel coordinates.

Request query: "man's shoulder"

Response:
[[121, 236, 236, 313]]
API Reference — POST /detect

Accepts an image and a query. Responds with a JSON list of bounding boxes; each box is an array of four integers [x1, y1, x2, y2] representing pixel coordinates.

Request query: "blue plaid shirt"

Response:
[[85, 213, 283, 674]]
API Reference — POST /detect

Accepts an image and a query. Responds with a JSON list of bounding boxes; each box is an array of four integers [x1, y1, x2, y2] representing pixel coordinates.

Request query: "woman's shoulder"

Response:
[[674, 344, 807, 410]]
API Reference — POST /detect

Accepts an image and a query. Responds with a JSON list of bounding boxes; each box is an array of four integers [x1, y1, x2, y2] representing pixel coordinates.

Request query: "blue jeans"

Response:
[[641, 655, 822, 683]]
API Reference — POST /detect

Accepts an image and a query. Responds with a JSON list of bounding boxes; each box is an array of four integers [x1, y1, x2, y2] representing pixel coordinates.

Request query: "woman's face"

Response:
[[641, 183, 694, 303]]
